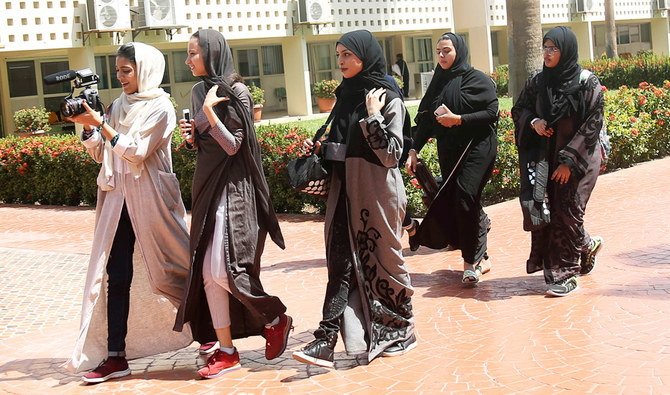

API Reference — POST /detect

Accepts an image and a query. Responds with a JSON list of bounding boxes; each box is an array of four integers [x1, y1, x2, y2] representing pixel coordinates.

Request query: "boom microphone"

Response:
[[43, 69, 77, 85]]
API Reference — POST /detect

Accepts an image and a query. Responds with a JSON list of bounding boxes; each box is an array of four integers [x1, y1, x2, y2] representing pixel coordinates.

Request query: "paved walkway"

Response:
[[1, 157, 669, 394]]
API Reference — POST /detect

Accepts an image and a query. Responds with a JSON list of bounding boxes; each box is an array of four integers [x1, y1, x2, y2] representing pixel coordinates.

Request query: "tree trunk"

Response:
[[506, 0, 543, 103], [604, 0, 618, 58]]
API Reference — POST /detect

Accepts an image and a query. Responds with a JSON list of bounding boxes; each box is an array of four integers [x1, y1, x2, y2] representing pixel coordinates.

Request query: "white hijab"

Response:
[[99, 42, 169, 190]]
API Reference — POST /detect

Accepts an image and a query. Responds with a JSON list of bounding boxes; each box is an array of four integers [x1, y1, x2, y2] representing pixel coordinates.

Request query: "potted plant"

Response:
[[248, 84, 265, 122], [13, 106, 52, 138], [313, 79, 339, 113]]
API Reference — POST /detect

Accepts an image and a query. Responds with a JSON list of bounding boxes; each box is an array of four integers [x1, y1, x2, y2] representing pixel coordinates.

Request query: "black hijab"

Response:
[[328, 30, 401, 147], [418, 32, 474, 116], [539, 26, 584, 127]]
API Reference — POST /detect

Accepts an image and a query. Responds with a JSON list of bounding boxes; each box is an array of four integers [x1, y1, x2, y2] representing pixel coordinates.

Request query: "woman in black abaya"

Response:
[[512, 26, 604, 297], [406, 32, 498, 285]]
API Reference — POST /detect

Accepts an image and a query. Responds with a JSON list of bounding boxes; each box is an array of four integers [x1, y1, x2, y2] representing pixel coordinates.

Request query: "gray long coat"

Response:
[[65, 96, 192, 373], [326, 97, 415, 361]]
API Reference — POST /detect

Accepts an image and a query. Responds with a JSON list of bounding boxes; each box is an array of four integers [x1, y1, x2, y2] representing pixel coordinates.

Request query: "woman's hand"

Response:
[[551, 164, 571, 184], [301, 139, 321, 155], [435, 105, 462, 128], [66, 101, 103, 130], [365, 88, 387, 117], [203, 85, 230, 111], [405, 149, 419, 176], [179, 118, 195, 145], [531, 118, 554, 137]]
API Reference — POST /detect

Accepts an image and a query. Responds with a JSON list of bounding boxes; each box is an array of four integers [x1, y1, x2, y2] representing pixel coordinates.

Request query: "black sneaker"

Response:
[[546, 276, 579, 297], [580, 236, 603, 275], [382, 334, 417, 357], [292, 338, 335, 368]]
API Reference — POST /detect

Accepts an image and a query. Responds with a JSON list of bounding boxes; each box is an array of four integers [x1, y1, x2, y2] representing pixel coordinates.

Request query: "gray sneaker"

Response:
[[580, 236, 603, 275], [546, 276, 579, 297]]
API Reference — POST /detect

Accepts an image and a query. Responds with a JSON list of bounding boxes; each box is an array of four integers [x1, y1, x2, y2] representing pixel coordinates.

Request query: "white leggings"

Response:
[[202, 187, 232, 329]]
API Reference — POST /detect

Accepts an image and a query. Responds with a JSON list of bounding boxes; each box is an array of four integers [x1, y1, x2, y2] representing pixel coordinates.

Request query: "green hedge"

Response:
[[491, 51, 670, 98], [3, 82, 670, 213]]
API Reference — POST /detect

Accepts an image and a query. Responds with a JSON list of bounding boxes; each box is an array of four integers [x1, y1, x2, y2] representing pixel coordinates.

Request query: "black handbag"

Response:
[[286, 112, 335, 197]]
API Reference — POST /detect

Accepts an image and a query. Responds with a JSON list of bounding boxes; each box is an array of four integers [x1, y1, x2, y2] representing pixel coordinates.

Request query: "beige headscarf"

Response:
[[99, 42, 169, 190]]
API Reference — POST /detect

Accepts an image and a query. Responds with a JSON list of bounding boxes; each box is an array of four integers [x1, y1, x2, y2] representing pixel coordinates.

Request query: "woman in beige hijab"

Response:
[[64, 42, 192, 383]]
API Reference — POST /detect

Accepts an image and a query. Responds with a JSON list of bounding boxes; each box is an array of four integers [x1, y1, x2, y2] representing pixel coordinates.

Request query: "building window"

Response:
[[107, 55, 122, 89], [415, 37, 434, 72], [173, 50, 197, 83], [309, 43, 334, 82], [161, 55, 170, 86], [237, 49, 260, 79], [261, 45, 284, 75], [41, 61, 70, 95], [94, 56, 110, 90], [7, 61, 37, 97]]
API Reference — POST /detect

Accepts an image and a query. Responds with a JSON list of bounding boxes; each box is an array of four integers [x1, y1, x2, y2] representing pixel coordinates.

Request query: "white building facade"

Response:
[[1, 0, 669, 136]]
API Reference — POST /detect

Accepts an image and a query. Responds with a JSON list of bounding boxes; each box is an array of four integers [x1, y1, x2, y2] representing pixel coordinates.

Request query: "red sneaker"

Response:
[[198, 341, 220, 355], [263, 313, 293, 360], [82, 357, 131, 383], [197, 349, 241, 379]]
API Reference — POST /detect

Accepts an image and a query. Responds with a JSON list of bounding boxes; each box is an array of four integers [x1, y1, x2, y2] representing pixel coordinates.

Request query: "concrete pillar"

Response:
[[0, 58, 11, 137], [67, 46, 97, 133], [282, 36, 312, 117], [467, 25, 494, 73], [571, 21, 594, 61], [651, 16, 670, 56]]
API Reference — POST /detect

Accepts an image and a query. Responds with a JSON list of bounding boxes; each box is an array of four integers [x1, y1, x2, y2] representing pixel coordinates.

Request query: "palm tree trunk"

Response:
[[506, 0, 543, 102], [605, 0, 618, 58]]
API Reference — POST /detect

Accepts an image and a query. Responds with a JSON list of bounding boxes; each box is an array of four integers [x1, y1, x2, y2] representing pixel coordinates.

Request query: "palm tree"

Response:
[[605, 0, 618, 58], [506, 0, 543, 102]]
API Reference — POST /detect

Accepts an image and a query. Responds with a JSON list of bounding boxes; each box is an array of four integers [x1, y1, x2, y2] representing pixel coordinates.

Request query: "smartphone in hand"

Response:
[[182, 109, 191, 139], [434, 104, 449, 117]]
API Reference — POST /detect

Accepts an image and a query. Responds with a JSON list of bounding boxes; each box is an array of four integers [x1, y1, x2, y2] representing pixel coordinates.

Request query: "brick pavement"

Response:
[[0, 157, 669, 393]]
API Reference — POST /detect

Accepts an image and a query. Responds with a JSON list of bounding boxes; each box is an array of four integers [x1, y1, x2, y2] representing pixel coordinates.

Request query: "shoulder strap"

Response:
[[312, 110, 336, 143]]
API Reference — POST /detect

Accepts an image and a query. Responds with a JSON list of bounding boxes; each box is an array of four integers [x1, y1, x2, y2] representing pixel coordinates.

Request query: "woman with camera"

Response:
[[292, 30, 415, 369], [63, 42, 193, 383], [172, 29, 292, 379], [405, 33, 498, 285]]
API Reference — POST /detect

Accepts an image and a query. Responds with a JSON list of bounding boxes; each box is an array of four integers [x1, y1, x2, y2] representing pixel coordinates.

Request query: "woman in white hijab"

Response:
[[64, 42, 192, 383]]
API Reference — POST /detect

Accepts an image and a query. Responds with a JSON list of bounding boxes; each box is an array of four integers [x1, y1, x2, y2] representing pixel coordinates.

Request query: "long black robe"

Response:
[[412, 33, 498, 265]]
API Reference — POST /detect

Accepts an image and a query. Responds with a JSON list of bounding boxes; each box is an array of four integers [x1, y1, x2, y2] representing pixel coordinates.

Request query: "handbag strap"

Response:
[[311, 110, 336, 144]]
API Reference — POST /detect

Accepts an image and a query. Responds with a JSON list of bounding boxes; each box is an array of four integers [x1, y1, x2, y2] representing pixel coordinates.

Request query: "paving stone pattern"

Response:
[[0, 157, 669, 394]]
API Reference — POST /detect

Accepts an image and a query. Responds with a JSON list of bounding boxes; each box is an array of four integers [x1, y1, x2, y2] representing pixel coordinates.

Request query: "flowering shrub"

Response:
[[13, 107, 52, 134], [313, 80, 339, 99], [393, 75, 404, 90], [582, 52, 670, 92], [248, 84, 265, 105], [3, 83, 670, 212], [489, 64, 509, 97], [0, 134, 98, 204]]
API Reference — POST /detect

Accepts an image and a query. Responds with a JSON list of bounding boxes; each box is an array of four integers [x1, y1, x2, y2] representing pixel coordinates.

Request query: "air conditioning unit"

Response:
[[657, 0, 669, 10], [135, 0, 185, 28], [297, 0, 330, 23], [87, 0, 131, 31], [575, 0, 594, 13]]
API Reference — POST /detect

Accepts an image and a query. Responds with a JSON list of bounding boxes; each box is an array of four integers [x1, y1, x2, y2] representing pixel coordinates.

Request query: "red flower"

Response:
[[638, 96, 647, 106], [657, 120, 664, 126], [631, 128, 639, 136], [630, 116, 637, 123], [492, 168, 500, 175], [608, 114, 616, 121]]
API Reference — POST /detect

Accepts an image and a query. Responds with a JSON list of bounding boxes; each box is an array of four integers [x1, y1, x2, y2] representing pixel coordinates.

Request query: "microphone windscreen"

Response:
[[43, 70, 77, 85]]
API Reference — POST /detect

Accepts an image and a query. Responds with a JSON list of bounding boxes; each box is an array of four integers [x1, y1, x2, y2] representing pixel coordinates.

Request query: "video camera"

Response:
[[43, 68, 104, 118]]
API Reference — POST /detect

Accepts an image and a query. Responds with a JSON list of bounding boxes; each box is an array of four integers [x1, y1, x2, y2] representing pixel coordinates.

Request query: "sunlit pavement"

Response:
[[1, 157, 669, 394]]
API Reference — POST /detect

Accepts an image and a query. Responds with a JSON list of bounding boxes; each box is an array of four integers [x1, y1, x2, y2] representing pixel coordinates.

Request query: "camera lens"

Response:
[[61, 98, 85, 117]]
